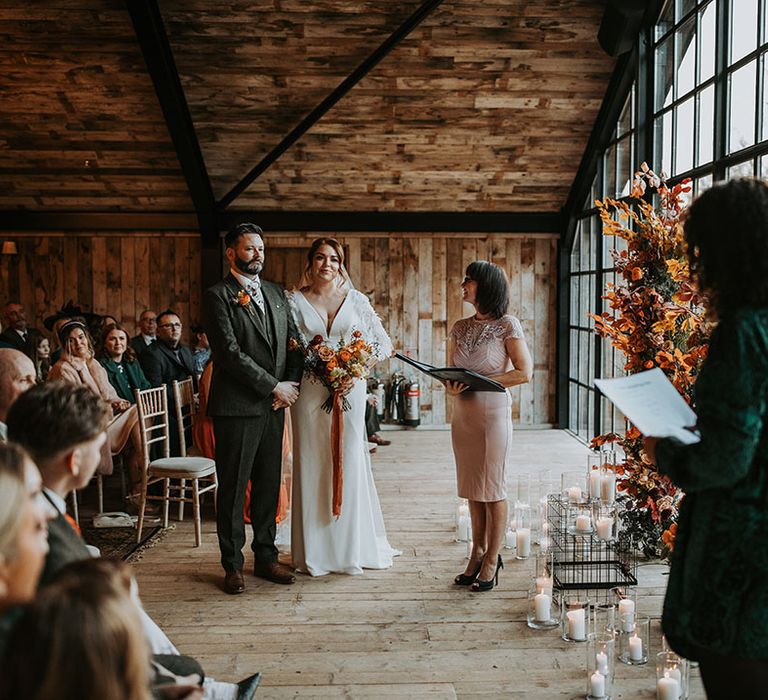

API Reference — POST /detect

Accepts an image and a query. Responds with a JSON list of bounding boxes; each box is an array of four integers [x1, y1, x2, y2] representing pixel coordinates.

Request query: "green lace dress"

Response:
[[655, 308, 768, 660]]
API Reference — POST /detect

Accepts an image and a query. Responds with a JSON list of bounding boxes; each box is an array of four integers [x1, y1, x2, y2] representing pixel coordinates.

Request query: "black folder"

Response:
[[394, 352, 506, 392]]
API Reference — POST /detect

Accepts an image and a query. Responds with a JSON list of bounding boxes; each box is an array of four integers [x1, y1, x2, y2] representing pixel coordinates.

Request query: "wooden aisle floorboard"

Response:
[[133, 429, 705, 699]]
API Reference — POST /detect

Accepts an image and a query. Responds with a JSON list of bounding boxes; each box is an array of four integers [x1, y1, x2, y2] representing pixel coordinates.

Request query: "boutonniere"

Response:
[[233, 289, 257, 317]]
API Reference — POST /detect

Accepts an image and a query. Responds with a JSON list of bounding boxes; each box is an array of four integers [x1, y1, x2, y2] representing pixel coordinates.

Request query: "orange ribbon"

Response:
[[331, 391, 344, 519]]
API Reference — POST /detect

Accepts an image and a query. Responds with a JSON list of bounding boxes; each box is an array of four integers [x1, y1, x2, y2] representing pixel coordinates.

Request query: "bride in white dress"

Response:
[[286, 238, 399, 576]]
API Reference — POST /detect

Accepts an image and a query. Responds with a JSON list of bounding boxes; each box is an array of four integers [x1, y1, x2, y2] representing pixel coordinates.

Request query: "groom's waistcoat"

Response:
[[203, 274, 302, 418]]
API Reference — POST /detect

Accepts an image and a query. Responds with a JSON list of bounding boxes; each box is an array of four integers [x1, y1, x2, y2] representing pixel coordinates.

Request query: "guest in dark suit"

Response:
[[139, 310, 195, 456], [203, 222, 303, 594], [130, 309, 157, 357], [0, 303, 28, 351]]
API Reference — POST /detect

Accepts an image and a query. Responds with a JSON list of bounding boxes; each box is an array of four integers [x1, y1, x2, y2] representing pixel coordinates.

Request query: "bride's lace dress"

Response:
[[286, 289, 399, 575]]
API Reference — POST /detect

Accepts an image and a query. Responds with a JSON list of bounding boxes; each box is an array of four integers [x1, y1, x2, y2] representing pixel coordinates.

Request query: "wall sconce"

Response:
[[1, 240, 18, 255]]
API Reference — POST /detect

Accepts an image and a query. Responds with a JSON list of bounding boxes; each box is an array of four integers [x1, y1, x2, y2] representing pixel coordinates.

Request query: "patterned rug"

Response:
[[81, 522, 173, 562]]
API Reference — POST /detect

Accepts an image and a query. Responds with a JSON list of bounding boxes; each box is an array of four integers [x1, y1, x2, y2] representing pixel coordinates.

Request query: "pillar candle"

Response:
[[629, 634, 643, 661], [590, 671, 606, 698], [575, 514, 592, 533], [534, 592, 551, 622], [589, 469, 601, 499], [618, 599, 635, 632], [657, 673, 680, 700], [596, 516, 613, 540], [595, 651, 609, 676], [566, 608, 586, 640], [568, 486, 582, 503], [535, 575, 553, 598], [600, 472, 616, 503], [516, 527, 531, 558]]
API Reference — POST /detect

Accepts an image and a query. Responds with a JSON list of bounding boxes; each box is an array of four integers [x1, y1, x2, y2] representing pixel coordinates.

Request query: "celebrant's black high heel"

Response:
[[471, 555, 503, 592], [454, 561, 482, 586]]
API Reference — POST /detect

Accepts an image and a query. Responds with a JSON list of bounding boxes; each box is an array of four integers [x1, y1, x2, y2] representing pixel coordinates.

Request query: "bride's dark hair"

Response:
[[299, 238, 351, 290]]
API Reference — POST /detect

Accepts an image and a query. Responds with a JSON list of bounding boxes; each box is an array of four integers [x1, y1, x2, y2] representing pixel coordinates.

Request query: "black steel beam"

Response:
[[126, 0, 218, 246], [0, 211, 198, 231], [220, 211, 562, 233], [217, 0, 447, 210]]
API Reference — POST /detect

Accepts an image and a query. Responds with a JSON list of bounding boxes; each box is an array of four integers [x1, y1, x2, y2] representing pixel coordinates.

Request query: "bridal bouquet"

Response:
[[288, 329, 374, 412]]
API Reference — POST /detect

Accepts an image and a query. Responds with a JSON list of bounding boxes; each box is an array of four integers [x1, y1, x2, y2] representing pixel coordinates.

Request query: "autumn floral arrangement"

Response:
[[589, 164, 712, 560]]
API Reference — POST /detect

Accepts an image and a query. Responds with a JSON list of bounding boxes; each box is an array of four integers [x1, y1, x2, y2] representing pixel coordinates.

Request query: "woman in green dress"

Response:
[[644, 178, 768, 697], [98, 324, 151, 404]]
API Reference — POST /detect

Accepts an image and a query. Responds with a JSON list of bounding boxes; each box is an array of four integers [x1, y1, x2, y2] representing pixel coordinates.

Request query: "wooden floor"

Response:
[[133, 429, 705, 699]]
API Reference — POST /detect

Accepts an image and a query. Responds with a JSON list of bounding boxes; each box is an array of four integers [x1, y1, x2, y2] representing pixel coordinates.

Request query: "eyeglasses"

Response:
[[159, 322, 182, 329]]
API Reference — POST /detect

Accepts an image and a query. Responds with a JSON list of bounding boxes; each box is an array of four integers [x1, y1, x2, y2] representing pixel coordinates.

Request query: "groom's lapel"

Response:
[[261, 283, 285, 358], [223, 274, 271, 346]]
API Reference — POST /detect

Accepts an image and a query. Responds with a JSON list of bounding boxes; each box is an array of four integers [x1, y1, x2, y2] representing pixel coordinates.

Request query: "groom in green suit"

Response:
[[203, 223, 303, 594]]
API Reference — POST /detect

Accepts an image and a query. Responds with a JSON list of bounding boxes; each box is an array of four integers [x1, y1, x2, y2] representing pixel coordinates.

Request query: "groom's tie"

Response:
[[247, 280, 265, 316]]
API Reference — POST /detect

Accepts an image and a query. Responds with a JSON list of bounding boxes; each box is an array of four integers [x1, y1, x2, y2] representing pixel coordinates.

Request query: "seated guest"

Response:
[[89, 314, 119, 348], [139, 310, 195, 456], [98, 323, 152, 403], [190, 325, 211, 380], [0, 442, 52, 660], [22, 329, 51, 383], [5, 383, 260, 699], [48, 318, 140, 480], [0, 349, 37, 442], [43, 300, 98, 364], [1, 559, 157, 700], [131, 309, 157, 356], [0, 302, 28, 351]]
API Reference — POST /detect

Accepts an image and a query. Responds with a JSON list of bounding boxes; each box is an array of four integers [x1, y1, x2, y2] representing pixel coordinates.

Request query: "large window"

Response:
[[565, 0, 768, 439]]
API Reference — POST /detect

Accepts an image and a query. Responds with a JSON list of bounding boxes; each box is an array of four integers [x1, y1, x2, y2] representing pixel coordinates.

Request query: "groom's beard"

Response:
[[234, 254, 263, 276]]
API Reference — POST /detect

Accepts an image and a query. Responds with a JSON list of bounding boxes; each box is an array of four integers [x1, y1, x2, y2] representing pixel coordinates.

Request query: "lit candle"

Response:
[[595, 651, 609, 676], [534, 592, 551, 622], [457, 515, 469, 541], [596, 516, 613, 540], [568, 486, 582, 503], [590, 670, 606, 698], [629, 633, 643, 661], [589, 469, 601, 499], [600, 471, 616, 503], [535, 575, 553, 598], [566, 608, 586, 640], [618, 599, 635, 632], [575, 513, 592, 533], [516, 527, 531, 558], [657, 672, 680, 700]]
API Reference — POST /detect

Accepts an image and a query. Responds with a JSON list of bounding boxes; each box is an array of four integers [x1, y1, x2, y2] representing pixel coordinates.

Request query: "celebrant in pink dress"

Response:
[[447, 261, 532, 591], [286, 238, 399, 576]]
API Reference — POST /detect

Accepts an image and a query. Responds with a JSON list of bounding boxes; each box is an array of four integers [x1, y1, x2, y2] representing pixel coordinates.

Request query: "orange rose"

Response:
[[326, 358, 337, 370], [339, 350, 352, 363], [317, 346, 334, 362]]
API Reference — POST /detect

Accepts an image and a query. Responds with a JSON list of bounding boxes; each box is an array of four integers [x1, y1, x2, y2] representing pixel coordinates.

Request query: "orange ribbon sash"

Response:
[[331, 391, 344, 519]]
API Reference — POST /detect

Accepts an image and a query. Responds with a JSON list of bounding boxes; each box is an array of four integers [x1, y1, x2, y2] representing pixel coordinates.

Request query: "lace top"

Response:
[[449, 315, 524, 376], [286, 289, 393, 362]]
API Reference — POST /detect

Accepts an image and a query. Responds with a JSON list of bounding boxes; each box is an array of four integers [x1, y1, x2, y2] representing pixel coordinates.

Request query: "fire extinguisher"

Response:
[[403, 380, 421, 427], [388, 374, 405, 423]]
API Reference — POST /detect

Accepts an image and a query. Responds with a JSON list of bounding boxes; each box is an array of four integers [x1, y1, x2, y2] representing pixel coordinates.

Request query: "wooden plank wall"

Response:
[[264, 233, 557, 427], [0, 231, 556, 426], [0, 232, 202, 342]]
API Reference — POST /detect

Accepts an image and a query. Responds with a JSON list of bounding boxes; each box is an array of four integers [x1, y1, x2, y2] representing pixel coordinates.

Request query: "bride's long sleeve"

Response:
[[355, 291, 393, 361]]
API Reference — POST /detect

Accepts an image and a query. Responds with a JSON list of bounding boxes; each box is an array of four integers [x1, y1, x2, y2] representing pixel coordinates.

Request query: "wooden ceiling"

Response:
[[0, 1, 615, 216]]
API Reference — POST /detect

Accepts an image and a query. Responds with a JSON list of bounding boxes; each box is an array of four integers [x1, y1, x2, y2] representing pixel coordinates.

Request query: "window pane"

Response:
[[569, 382, 578, 431], [616, 136, 632, 197], [618, 92, 632, 137], [697, 84, 715, 165], [570, 222, 581, 271], [727, 160, 755, 178], [675, 96, 695, 174], [655, 111, 674, 174], [656, 35, 675, 110], [579, 331, 592, 387], [677, 0, 696, 20], [699, 1, 716, 83], [676, 16, 697, 97], [696, 173, 713, 193], [728, 61, 757, 152], [657, 0, 675, 41], [761, 155, 768, 178], [570, 330, 579, 379], [730, 0, 758, 65], [762, 55, 768, 141], [604, 142, 617, 199]]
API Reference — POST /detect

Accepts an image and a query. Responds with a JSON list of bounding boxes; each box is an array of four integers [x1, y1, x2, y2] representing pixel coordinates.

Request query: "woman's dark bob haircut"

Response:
[[466, 260, 509, 320], [684, 177, 768, 318]]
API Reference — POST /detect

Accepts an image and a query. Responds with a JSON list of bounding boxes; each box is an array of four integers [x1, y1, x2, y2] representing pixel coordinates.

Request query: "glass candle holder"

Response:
[[600, 465, 617, 505], [587, 451, 604, 500], [514, 504, 532, 560], [456, 499, 470, 542], [568, 503, 594, 535], [534, 548, 554, 597], [585, 632, 615, 699], [589, 602, 618, 636], [611, 587, 637, 633], [527, 580, 559, 629], [594, 504, 618, 542], [503, 525, 515, 549], [618, 614, 650, 665], [515, 472, 532, 507], [562, 593, 590, 643], [562, 470, 588, 504], [656, 651, 689, 700]]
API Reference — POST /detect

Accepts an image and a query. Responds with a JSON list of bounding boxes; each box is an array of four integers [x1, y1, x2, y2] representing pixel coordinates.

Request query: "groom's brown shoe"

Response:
[[224, 569, 245, 594], [253, 561, 296, 585]]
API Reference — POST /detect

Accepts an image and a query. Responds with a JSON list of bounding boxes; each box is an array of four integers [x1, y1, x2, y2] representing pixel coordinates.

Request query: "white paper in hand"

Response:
[[594, 368, 700, 444]]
